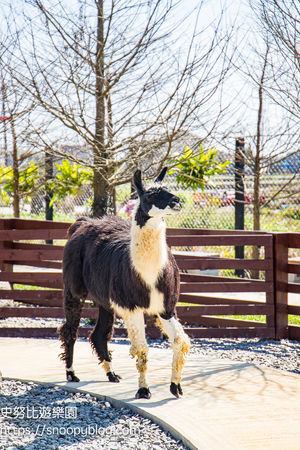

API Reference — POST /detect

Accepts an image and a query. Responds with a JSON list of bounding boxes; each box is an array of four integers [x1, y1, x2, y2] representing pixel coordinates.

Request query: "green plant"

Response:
[[0, 162, 39, 202], [169, 144, 230, 191], [50, 159, 93, 204], [85, 318, 97, 326], [288, 315, 300, 326], [282, 207, 300, 221], [116, 184, 131, 204]]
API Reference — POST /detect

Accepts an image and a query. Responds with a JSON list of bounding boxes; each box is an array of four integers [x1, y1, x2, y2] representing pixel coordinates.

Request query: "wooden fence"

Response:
[[274, 233, 300, 340], [0, 218, 299, 340]]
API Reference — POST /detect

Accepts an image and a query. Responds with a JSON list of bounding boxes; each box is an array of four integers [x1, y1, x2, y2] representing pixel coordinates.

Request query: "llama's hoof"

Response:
[[66, 371, 80, 382], [107, 371, 121, 383], [135, 387, 151, 399], [170, 382, 183, 398]]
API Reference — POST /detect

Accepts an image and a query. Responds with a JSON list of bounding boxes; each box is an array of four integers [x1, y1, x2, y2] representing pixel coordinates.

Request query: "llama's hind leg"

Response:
[[58, 289, 84, 382], [156, 314, 190, 398], [123, 310, 150, 399], [89, 306, 121, 383]]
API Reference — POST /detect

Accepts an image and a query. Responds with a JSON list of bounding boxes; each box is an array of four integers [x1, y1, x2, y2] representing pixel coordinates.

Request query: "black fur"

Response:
[[89, 305, 114, 362], [155, 167, 168, 182], [157, 251, 180, 315], [59, 167, 183, 397], [133, 168, 180, 228], [135, 207, 151, 228], [58, 289, 84, 368], [160, 310, 175, 320], [134, 187, 180, 228], [63, 216, 179, 312]]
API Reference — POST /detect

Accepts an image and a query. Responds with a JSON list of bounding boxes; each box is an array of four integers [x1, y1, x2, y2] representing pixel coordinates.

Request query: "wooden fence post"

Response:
[[264, 234, 275, 337], [0, 218, 14, 288], [273, 233, 289, 340]]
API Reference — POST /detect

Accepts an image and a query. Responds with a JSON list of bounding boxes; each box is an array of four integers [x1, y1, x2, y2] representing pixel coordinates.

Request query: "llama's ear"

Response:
[[133, 170, 144, 196], [155, 167, 168, 183]]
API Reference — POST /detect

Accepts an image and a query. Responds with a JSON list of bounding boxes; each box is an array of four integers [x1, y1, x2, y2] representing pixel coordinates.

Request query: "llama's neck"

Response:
[[130, 207, 168, 287]]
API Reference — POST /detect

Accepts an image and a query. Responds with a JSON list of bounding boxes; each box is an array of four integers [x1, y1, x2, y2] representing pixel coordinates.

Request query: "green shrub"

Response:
[[282, 207, 300, 220]]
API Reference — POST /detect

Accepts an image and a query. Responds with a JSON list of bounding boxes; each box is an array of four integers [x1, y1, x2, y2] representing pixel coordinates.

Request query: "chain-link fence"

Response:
[[0, 173, 299, 232], [1, 171, 299, 280], [166, 173, 299, 273]]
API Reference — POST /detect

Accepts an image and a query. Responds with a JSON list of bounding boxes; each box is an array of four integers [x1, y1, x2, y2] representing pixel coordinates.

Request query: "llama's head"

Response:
[[133, 168, 181, 226]]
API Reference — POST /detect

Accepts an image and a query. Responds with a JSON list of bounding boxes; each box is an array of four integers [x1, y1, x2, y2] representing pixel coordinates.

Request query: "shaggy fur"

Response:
[[62, 216, 180, 314], [58, 168, 190, 399]]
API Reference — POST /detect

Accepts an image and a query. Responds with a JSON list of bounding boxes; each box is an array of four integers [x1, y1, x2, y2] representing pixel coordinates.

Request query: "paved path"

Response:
[[1, 338, 300, 449]]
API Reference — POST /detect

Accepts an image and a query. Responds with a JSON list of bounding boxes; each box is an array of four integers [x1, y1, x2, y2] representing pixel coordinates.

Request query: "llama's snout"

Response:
[[169, 196, 181, 212]]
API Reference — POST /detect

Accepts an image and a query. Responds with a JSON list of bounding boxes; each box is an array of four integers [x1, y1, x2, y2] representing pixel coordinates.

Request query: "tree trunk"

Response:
[[106, 72, 116, 214], [11, 116, 20, 217], [93, 0, 110, 217], [252, 168, 260, 277], [45, 150, 54, 222], [1, 79, 9, 165], [45, 150, 54, 244], [251, 47, 269, 278]]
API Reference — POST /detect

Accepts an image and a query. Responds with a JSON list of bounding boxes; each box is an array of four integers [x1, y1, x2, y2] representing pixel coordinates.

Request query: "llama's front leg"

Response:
[[124, 310, 150, 399], [157, 314, 190, 398]]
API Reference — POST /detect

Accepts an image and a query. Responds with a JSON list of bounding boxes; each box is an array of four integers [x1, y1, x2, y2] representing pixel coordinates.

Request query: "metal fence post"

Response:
[[235, 137, 245, 277]]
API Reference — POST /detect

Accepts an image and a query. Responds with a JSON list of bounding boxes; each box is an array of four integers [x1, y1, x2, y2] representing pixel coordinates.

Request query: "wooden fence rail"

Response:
[[0, 218, 299, 340]]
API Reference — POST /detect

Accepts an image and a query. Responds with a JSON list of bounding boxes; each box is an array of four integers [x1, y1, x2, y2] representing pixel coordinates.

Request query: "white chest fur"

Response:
[[130, 218, 168, 288], [111, 218, 167, 318]]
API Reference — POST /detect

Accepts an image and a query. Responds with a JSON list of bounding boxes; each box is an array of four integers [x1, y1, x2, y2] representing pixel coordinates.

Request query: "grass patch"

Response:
[[13, 284, 56, 291], [288, 315, 300, 326], [182, 313, 300, 326], [215, 315, 300, 326], [221, 314, 300, 326], [215, 315, 266, 323]]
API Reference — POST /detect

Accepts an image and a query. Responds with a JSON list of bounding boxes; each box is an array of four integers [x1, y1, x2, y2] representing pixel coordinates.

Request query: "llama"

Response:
[[58, 168, 190, 399]]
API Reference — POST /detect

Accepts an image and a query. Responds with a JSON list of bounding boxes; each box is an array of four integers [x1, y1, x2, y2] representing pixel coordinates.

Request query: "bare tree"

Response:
[[0, 78, 37, 216], [252, 0, 300, 119], [4, 0, 234, 216], [253, 45, 269, 234], [0, 76, 9, 165], [0, 48, 54, 217], [231, 39, 299, 275]]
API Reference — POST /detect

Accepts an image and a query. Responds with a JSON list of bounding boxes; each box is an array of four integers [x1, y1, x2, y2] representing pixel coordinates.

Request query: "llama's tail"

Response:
[[67, 216, 91, 239]]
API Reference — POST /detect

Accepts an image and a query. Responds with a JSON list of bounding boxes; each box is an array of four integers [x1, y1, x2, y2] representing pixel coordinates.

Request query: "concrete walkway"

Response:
[[1, 338, 300, 450]]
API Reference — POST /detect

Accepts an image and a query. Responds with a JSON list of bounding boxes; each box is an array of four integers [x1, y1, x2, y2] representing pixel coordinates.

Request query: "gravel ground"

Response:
[[149, 337, 300, 374], [1, 298, 300, 449], [0, 379, 187, 450], [0, 300, 125, 329]]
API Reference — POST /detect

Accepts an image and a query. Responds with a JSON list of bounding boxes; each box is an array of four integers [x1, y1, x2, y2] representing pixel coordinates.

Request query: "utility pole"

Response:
[[235, 137, 245, 277]]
